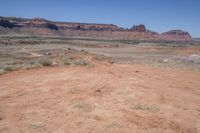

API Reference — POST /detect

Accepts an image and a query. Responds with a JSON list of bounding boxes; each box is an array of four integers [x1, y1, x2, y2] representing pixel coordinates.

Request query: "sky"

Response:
[[0, 0, 200, 37]]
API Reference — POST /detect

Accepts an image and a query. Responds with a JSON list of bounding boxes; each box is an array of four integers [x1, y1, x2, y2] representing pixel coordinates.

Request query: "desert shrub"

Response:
[[132, 104, 159, 112], [73, 101, 92, 112], [74, 59, 89, 66], [94, 55, 107, 61], [4, 67, 14, 72], [62, 57, 73, 65], [30, 61, 35, 65], [0, 67, 15, 74], [80, 49, 85, 52], [38, 58, 52, 66]]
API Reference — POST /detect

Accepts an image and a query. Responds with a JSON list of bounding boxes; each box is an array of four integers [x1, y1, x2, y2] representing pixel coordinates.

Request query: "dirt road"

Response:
[[0, 64, 200, 133]]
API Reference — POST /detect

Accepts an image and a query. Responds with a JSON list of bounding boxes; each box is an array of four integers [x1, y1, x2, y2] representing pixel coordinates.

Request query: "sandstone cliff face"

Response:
[[0, 16, 192, 41], [160, 30, 192, 41], [56, 22, 119, 31], [23, 18, 58, 30]]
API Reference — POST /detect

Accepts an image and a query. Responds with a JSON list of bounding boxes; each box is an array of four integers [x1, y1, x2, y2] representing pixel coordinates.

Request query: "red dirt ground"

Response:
[[0, 64, 200, 133]]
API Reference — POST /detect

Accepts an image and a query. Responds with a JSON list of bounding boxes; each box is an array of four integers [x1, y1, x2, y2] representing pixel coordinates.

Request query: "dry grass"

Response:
[[131, 103, 159, 112]]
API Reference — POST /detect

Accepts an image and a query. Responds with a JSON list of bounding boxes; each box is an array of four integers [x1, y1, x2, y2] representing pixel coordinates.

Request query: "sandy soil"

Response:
[[0, 64, 200, 133]]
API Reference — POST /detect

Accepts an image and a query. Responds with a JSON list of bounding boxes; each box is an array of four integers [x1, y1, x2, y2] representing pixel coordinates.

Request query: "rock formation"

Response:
[[162, 30, 190, 36], [0, 16, 192, 41], [160, 30, 192, 41], [130, 24, 146, 32]]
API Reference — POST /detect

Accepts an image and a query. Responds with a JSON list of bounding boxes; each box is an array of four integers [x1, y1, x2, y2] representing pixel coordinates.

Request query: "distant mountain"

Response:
[[192, 38, 200, 41], [0, 16, 192, 41]]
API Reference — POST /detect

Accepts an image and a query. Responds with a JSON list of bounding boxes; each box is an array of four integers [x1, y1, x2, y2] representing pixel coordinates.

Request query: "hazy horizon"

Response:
[[0, 0, 199, 37]]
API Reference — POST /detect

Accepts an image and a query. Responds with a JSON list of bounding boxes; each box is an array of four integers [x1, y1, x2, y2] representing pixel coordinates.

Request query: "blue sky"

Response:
[[0, 0, 200, 37]]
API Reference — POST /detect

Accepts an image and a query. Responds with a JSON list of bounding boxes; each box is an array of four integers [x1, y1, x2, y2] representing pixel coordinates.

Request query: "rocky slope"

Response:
[[0, 16, 192, 41]]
